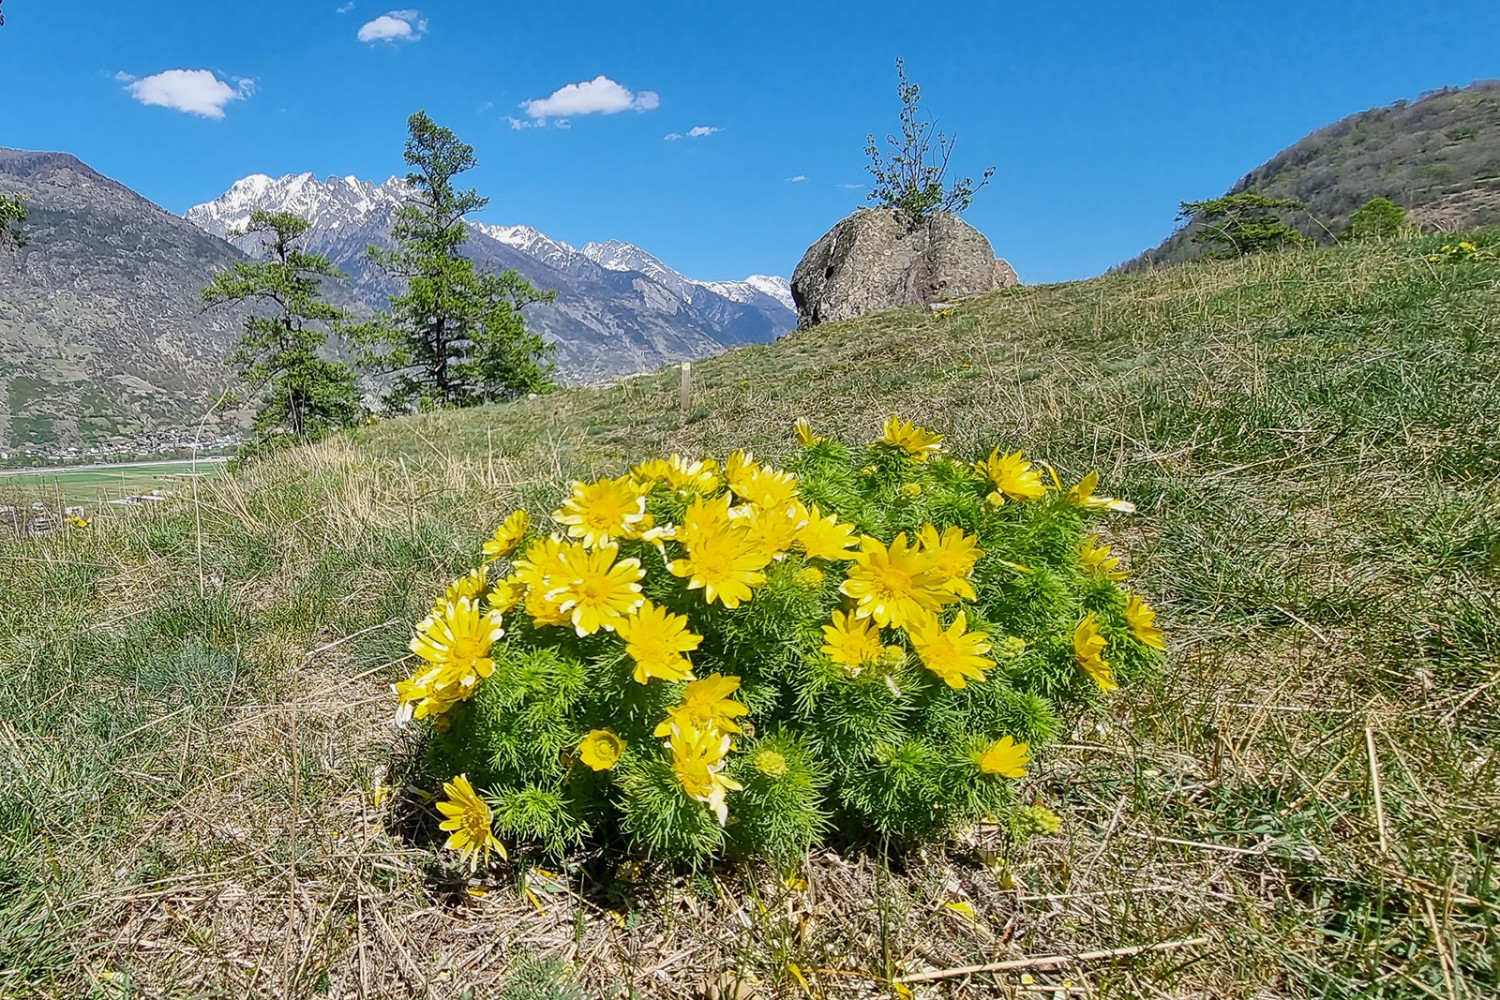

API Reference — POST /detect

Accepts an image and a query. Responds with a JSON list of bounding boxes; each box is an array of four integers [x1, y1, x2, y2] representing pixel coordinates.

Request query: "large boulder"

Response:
[[791, 208, 1002, 329]]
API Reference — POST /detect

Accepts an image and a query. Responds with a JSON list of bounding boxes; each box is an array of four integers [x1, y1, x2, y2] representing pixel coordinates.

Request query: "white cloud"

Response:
[[521, 76, 659, 124], [337, 2, 356, 12], [663, 132, 682, 141], [119, 69, 253, 119], [687, 125, 720, 138], [358, 9, 426, 43], [838, 182, 866, 190], [786, 175, 808, 183]]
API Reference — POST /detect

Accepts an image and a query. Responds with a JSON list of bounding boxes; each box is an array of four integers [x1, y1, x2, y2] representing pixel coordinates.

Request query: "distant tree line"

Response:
[[202, 112, 555, 458]]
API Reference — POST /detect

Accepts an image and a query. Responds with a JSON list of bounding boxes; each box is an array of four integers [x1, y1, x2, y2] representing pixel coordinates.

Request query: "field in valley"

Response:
[[2, 232, 1497, 999]]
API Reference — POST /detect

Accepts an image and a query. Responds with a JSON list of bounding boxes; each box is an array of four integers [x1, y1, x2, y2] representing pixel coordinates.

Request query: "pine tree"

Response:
[[0, 194, 25, 249], [201, 210, 362, 452], [357, 111, 556, 411], [1176, 192, 1312, 257]]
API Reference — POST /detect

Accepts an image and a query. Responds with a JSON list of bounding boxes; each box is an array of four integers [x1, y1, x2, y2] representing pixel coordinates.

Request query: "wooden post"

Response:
[[679, 361, 692, 410]]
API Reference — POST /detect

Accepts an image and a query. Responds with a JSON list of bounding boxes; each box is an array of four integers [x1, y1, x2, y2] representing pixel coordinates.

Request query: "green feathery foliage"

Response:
[[1343, 196, 1410, 241], [1177, 192, 1313, 257], [200, 210, 362, 455], [401, 421, 1164, 865], [0, 192, 25, 249], [355, 111, 556, 412]]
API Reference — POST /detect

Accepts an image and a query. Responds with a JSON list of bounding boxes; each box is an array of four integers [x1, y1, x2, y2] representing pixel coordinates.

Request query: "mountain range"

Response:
[[0, 153, 794, 452], [184, 173, 794, 380]]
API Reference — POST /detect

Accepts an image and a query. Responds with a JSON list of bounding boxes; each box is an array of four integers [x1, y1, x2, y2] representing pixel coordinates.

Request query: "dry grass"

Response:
[[3, 233, 1499, 998]]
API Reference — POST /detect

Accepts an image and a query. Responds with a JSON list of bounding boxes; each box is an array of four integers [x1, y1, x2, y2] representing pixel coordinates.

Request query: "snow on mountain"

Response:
[[183, 173, 797, 380]]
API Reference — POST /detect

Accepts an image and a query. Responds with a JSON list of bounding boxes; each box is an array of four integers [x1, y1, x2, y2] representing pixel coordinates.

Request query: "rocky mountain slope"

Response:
[[185, 173, 795, 379], [1128, 80, 1500, 268], [0, 149, 248, 451]]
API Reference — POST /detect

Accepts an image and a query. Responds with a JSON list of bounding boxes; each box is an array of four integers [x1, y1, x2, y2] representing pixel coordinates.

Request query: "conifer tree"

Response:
[[1176, 192, 1312, 257], [0, 194, 25, 249], [202, 210, 362, 452], [357, 111, 556, 411]]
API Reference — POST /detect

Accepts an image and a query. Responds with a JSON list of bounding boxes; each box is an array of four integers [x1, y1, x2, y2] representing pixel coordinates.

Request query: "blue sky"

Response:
[[1, 1, 1498, 283]]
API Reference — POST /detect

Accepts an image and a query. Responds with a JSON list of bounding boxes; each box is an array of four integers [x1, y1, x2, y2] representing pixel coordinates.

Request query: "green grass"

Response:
[[2, 232, 1498, 998], [0, 461, 223, 504]]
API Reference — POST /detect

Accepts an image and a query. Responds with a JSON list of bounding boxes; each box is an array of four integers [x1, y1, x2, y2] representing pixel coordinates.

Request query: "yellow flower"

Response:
[[793, 417, 823, 446], [795, 566, 826, 589], [524, 588, 571, 629], [1074, 612, 1117, 692], [665, 720, 743, 826], [397, 598, 505, 721], [436, 566, 489, 612], [840, 533, 954, 629], [976, 736, 1030, 778], [548, 542, 645, 636], [487, 575, 524, 615], [482, 510, 530, 560], [723, 449, 759, 489], [754, 749, 789, 778], [436, 774, 507, 867], [821, 609, 885, 674], [1080, 535, 1127, 581], [65, 515, 91, 528], [579, 729, 626, 771], [553, 476, 647, 548], [617, 600, 702, 684], [741, 501, 809, 559], [979, 448, 1048, 503], [880, 416, 944, 461], [667, 522, 772, 608], [1058, 469, 1136, 514], [899, 482, 923, 498], [918, 523, 984, 601], [513, 534, 570, 597], [1124, 594, 1165, 650], [909, 611, 995, 689], [730, 463, 800, 510], [634, 455, 719, 494], [654, 673, 749, 736], [795, 505, 859, 561]]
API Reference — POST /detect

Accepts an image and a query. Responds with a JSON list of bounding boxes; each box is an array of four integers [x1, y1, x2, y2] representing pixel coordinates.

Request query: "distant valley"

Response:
[[0, 153, 793, 453]]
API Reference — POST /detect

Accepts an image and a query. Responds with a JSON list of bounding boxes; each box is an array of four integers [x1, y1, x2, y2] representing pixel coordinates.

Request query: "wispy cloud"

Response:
[[838, 182, 866, 190], [118, 69, 253, 119], [336, 2, 356, 12], [520, 76, 658, 126], [785, 174, 808, 183], [666, 125, 722, 141], [358, 9, 426, 43]]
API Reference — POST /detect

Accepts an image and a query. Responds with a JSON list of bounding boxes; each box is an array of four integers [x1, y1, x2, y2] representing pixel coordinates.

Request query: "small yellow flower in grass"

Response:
[[840, 533, 954, 629], [1059, 469, 1136, 514], [617, 600, 702, 684], [795, 504, 859, 561], [435, 566, 490, 613], [665, 720, 743, 825], [548, 542, 645, 636], [486, 575, 524, 615], [880, 416, 944, 461], [978, 448, 1048, 503], [578, 729, 626, 771], [821, 609, 885, 674], [397, 597, 505, 721], [668, 520, 772, 609], [1074, 612, 1117, 692], [909, 611, 995, 689], [65, 515, 91, 528], [795, 566, 826, 590], [1080, 535, 1127, 581], [918, 524, 984, 601], [1124, 594, 1165, 650], [899, 482, 923, 498], [793, 417, 823, 447], [553, 476, 647, 548], [654, 673, 749, 736], [976, 736, 1030, 778], [634, 455, 720, 494], [742, 501, 809, 559], [482, 510, 530, 560], [436, 774, 507, 867]]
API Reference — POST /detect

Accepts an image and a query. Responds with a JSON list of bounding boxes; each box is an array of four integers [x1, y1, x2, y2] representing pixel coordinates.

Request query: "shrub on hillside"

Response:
[[394, 419, 1165, 864], [1343, 196, 1410, 241]]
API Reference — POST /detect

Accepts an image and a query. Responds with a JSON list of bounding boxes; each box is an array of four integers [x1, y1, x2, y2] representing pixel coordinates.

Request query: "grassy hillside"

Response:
[[1132, 81, 1500, 268], [3, 232, 1498, 998]]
